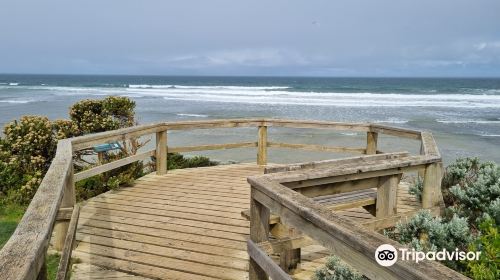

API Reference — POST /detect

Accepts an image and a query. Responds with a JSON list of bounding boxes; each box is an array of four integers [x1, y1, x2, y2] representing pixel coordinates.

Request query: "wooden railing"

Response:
[[0, 118, 446, 280], [246, 172, 464, 280], [245, 126, 466, 279]]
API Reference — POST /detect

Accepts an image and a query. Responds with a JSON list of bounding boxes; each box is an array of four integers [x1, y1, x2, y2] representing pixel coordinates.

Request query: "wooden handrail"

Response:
[[0, 118, 438, 280], [0, 140, 72, 280], [55, 205, 80, 280], [246, 174, 463, 279]]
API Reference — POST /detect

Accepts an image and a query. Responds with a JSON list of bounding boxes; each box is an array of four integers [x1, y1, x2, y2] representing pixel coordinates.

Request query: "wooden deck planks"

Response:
[[72, 163, 422, 280]]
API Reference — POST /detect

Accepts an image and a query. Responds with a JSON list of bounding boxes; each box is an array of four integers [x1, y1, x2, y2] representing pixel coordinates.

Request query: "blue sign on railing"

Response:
[[93, 142, 122, 153]]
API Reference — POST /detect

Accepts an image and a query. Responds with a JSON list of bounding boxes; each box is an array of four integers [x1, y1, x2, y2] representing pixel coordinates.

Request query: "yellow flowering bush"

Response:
[[0, 97, 142, 204], [2, 116, 56, 172]]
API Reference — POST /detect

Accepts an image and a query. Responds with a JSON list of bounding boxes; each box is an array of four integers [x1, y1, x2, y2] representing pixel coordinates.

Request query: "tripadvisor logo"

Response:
[[375, 244, 481, 266], [375, 244, 398, 266]]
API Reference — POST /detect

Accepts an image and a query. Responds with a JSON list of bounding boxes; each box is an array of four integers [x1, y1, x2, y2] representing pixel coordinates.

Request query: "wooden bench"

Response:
[[243, 152, 443, 274], [242, 188, 376, 224]]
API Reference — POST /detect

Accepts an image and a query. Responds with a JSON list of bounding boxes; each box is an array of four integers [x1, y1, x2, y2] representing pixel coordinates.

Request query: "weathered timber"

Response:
[[55, 205, 80, 280], [71, 123, 166, 151], [257, 126, 268, 165], [422, 162, 443, 208], [0, 140, 72, 280], [375, 175, 400, 217], [247, 240, 292, 280], [249, 188, 270, 280], [56, 207, 73, 221], [267, 155, 440, 185], [248, 177, 467, 280], [266, 119, 371, 132], [267, 142, 366, 154], [264, 152, 409, 174], [366, 131, 378, 155], [370, 124, 422, 140], [74, 150, 155, 182], [156, 130, 168, 175], [421, 131, 440, 157], [169, 142, 257, 153]]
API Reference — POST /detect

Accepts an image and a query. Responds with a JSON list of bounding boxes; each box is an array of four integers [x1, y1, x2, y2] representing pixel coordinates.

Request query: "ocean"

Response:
[[1, 74, 499, 164]]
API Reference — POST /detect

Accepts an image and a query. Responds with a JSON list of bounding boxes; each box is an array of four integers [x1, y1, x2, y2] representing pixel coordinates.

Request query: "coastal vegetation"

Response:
[[315, 157, 499, 280], [0, 96, 217, 279], [0, 96, 217, 205]]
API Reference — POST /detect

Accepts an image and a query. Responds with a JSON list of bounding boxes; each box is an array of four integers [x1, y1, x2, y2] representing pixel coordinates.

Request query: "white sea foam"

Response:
[[2, 84, 500, 108], [128, 85, 290, 90], [340, 132, 358, 136], [129, 84, 174, 89], [153, 90, 500, 108], [0, 99, 33, 104], [119, 85, 500, 108], [374, 119, 409, 124], [9, 83, 19, 86], [480, 134, 500, 137], [177, 113, 209, 118], [436, 119, 500, 124], [120, 94, 144, 98]]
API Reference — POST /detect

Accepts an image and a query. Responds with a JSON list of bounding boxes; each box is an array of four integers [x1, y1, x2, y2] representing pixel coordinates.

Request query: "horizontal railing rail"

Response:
[[0, 118, 436, 280]]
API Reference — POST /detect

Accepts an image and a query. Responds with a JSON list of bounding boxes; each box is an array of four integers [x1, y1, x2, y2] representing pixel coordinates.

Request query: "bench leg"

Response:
[[273, 224, 301, 273], [376, 175, 399, 217], [280, 248, 301, 274]]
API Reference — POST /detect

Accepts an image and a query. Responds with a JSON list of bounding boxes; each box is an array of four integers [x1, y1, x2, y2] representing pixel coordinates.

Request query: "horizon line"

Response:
[[1, 72, 500, 79]]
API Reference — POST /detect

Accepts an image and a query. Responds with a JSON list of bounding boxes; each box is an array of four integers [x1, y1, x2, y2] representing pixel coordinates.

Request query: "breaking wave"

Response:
[[1, 84, 500, 108]]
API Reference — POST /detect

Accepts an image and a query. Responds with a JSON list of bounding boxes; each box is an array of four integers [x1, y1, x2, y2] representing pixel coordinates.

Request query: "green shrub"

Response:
[[167, 153, 218, 170], [52, 119, 80, 140], [409, 177, 423, 202], [75, 175, 106, 201], [441, 158, 496, 207], [68, 97, 146, 201], [0, 160, 22, 195], [0, 116, 57, 203], [69, 96, 135, 134], [2, 116, 56, 173], [314, 256, 365, 280], [0, 97, 146, 204], [387, 210, 472, 270], [466, 219, 500, 280], [390, 158, 500, 277], [0, 96, 220, 204], [446, 160, 500, 228]]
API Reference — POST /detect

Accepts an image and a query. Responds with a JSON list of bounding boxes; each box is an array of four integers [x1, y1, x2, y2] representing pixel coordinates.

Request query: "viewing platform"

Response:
[[72, 163, 420, 280], [0, 119, 467, 280]]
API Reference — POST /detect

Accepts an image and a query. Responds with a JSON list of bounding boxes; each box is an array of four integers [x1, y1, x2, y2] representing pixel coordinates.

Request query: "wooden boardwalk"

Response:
[[71, 163, 420, 280]]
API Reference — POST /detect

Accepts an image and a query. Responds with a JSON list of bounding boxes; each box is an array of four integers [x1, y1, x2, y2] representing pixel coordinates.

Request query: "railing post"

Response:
[[156, 129, 168, 175], [422, 162, 442, 208], [376, 174, 399, 217], [249, 188, 270, 280], [257, 125, 267, 165], [366, 131, 378, 154], [54, 164, 75, 251]]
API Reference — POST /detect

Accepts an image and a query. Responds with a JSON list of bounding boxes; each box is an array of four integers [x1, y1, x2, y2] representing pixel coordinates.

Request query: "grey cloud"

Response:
[[0, 0, 499, 76]]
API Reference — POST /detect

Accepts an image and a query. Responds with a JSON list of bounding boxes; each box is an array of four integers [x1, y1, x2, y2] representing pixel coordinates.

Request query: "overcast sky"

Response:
[[1, 0, 499, 77]]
